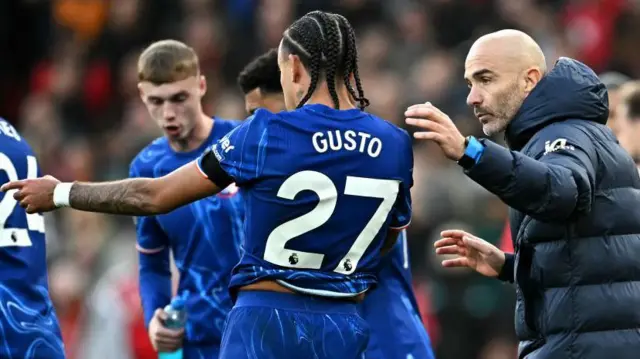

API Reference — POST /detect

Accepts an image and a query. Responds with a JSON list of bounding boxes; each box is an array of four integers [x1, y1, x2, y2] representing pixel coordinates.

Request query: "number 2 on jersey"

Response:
[[0, 153, 45, 248], [264, 170, 399, 274]]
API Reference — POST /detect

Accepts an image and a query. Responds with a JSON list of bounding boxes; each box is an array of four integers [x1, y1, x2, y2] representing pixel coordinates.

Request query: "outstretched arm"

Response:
[[68, 161, 221, 215], [2, 161, 224, 215]]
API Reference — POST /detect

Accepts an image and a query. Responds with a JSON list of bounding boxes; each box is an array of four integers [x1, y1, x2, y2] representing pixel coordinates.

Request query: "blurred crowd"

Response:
[[2, 0, 640, 358]]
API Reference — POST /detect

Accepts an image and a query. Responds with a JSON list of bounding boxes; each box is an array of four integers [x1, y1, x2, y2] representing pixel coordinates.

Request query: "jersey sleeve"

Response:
[[389, 131, 414, 230], [197, 111, 271, 187]]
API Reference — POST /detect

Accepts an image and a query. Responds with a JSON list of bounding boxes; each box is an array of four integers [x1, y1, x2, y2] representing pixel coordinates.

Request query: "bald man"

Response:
[[406, 30, 640, 359]]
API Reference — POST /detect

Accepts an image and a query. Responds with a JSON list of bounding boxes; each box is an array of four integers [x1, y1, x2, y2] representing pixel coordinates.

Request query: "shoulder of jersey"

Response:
[[394, 125, 412, 143], [274, 107, 308, 119], [130, 136, 170, 172], [214, 117, 244, 131], [0, 117, 21, 136], [0, 117, 29, 147], [247, 108, 281, 127], [367, 114, 412, 141]]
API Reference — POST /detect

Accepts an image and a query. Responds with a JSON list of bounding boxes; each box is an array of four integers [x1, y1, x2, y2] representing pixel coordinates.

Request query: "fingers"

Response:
[[438, 230, 493, 255], [413, 131, 444, 142], [154, 325, 184, 351], [463, 236, 494, 256], [406, 102, 438, 115], [1, 180, 25, 192], [11, 191, 35, 213], [435, 244, 465, 256], [442, 257, 470, 268], [154, 334, 184, 352], [13, 190, 24, 201], [150, 309, 184, 352], [440, 229, 471, 239], [153, 309, 183, 340], [405, 102, 448, 124], [433, 237, 460, 249], [154, 308, 168, 321], [156, 327, 184, 341], [405, 118, 447, 133]]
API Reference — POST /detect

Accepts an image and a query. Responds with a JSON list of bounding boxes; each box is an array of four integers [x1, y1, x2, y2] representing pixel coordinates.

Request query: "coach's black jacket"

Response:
[[465, 57, 640, 359]]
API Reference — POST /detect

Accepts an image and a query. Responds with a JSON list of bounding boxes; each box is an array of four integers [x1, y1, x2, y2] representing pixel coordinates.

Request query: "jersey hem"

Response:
[[136, 244, 166, 254], [276, 280, 370, 298], [390, 218, 412, 230]]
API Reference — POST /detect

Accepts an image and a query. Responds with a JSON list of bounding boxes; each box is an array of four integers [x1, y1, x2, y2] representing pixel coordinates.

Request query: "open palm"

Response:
[[434, 229, 505, 277]]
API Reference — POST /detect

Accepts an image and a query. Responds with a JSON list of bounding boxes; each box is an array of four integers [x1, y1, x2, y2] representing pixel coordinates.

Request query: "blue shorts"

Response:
[[219, 291, 369, 359], [359, 282, 435, 359], [0, 304, 65, 359], [182, 343, 220, 359]]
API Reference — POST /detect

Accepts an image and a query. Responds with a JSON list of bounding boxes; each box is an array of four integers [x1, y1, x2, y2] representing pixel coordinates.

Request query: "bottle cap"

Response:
[[170, 297, 186, 310]]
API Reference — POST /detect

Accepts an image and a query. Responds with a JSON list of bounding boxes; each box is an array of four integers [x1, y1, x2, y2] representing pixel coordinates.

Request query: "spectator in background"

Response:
[[613, 80, 640, 168], [600, 71, 631, 137], [409, 29, 640, 359]]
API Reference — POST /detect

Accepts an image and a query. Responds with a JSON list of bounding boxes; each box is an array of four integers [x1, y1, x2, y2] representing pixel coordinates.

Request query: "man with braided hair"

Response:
[[237, 47, 435, 359], [4, 11, 414, 359]]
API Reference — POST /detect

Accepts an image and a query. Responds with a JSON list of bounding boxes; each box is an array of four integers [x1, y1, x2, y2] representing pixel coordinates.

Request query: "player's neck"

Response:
[[305, 85, 356, 110], [168, 113, 213, 153]]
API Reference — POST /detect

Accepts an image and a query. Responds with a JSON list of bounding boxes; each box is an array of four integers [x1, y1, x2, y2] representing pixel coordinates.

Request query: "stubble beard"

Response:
[[482, 82, 524, 136]]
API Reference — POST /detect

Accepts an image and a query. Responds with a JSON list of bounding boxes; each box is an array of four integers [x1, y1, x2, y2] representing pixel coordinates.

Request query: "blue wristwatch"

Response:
[[457, 136, 484, 169]]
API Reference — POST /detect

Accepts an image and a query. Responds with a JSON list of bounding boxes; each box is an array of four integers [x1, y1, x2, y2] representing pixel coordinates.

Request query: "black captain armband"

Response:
[[199, 149, 234, 189]]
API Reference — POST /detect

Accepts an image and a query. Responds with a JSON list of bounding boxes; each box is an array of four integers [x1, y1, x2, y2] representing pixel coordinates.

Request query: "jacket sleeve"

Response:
[[465, 123, 597, 222], [497, 253, 515, 283]]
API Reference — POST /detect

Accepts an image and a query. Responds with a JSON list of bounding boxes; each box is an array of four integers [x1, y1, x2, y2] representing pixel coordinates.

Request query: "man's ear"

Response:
[[199, 75, 207, 96], [137, 83, 146, 101], [524, 67, 543, 94], [290, 54, 303, 84]]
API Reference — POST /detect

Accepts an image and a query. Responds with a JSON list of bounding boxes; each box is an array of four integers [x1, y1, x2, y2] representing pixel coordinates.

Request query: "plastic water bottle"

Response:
[[158, 296, 187, 359]]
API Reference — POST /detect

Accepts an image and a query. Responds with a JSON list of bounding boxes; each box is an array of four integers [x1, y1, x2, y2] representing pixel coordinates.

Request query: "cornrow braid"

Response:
[[282, 12, 323, 109], [335, 14, 369, 110], [281, 11, 369, 110]]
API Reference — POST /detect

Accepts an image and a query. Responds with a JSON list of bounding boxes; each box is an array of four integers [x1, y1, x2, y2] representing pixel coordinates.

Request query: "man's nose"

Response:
[[163, 103, 177, 120], [466, 86, 483, 107]]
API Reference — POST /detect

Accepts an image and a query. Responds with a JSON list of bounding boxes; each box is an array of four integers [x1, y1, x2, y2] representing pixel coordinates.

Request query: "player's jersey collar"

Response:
[[302, 104, 365, 119]]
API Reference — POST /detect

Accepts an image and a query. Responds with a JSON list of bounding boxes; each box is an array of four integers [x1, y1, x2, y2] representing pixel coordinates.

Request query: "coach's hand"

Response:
[[434, 230, 505, 277], [149, 308, 184, 353], [1, 175, 60, 214], [405, 103, 466, 161]]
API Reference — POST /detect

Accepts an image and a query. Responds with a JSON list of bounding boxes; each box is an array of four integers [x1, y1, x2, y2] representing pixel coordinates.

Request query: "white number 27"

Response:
[[0, 153, 45, 248], [264, 170, 399, 275]]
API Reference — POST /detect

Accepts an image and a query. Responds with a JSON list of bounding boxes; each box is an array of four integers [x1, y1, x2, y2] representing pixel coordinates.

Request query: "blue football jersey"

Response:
[[379, 231, 420, 314], [0, 118, 64, 358], [130, 118, 244, 345], [361, 231, 434, 359], [198, 104, 413, 297]]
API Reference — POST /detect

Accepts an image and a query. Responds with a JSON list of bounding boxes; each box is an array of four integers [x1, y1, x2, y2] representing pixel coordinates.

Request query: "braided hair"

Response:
[[281, 11, 369, 110]]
